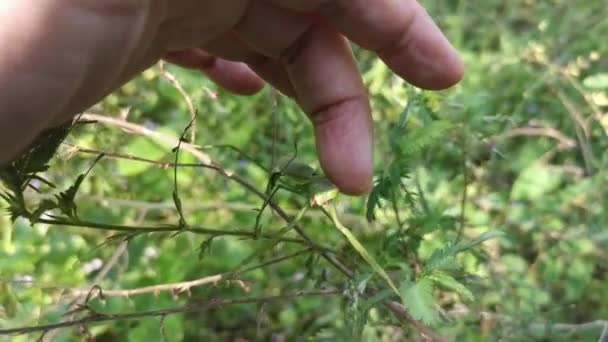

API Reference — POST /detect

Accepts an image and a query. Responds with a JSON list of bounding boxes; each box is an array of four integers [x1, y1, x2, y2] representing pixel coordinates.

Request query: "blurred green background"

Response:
[[1, 0, 607, 340]]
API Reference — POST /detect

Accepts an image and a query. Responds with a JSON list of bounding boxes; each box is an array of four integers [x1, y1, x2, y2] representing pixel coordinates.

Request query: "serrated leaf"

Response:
[[400, 278, 437, 325], [12, 121, 72, 176], [458, 230, 505, 253], [0, 191, 23, 222], [423, 242, 461, 274], [388, 159, 412, 187], [366, 185, 381, 223], [424, 231, 504, 274], [399, 121, 453, 156], [56, 154, 103, 218], [428, 273, 474, 301], [366, 176, 393, 223]]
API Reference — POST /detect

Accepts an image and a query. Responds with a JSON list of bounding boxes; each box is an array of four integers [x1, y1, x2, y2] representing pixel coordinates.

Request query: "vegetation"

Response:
[[1, 1, 607, 340]]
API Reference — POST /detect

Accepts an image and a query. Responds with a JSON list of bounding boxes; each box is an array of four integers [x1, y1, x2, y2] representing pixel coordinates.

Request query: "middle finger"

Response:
[[231, 2, 374, 194]]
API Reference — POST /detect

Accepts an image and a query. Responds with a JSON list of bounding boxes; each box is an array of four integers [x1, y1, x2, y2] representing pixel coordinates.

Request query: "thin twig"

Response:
[[554, 61, 605, 127], [72, 113, 435, 337], [73, 115, 337, 253], [43, 230, 131, 342], [486, 126, 576, 149], [28, 191, 369, 227], [42, 209, 147, 341], [60, 147, 337, 254], [78, 114, 211, 164], [0, 290, 342, 336], [554, 88, 596, 174], [36, 218, 308, 245], [449, 307, 608, 338], [383, 301, 445, 342], [599, 322, 608, 342], [391, 192, 404, 229], [269, 88, 279, 169], [68, 249, 312, 299], [456, 126, 470, 242], [523, 53, 605, 128], [158, 62, 198, 143], [63, 143, 174, 168]]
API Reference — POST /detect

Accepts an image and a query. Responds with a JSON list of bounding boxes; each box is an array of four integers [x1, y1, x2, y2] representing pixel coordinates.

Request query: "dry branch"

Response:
[[0, 290, 342, 336]]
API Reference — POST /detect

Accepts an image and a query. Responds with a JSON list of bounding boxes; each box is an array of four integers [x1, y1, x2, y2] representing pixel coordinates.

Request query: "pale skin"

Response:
[[0, 0, 463, 195]]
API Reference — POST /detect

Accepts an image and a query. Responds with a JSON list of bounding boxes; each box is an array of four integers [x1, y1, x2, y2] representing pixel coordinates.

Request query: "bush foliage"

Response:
[[1, 1, 607, 340]]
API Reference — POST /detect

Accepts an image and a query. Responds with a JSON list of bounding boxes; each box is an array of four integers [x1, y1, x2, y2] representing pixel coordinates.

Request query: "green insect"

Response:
[[278, 157, 339, 206], [231, 155, 338, 272], [250, 156, 399, 297], [253, 155, 338, 238]]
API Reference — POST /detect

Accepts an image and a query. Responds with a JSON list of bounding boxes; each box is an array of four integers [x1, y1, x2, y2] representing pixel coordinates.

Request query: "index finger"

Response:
[[264, 0, 464, 90]]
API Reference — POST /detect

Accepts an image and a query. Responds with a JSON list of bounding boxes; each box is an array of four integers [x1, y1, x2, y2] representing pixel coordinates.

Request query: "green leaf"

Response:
[[423, 242, 461, 274], [55, 154, 103, 218], [511, 164, 562, 200], [423, 230, 504, 274], [400, 278, 437, 325], [428, 273, 474, 301], [11, 121, 72, 176], [0, 283, 18, 318], [279, 158, 317, 184], [1, 191, 27, 222], [582, 73, 608, 89], [117, 137, 167, 176], [459, 230, 505, 252], [329, 206, 400, 295], [399, 121, 453, 156], [366, 177, 392, 223], [365, 185, 381, 223]]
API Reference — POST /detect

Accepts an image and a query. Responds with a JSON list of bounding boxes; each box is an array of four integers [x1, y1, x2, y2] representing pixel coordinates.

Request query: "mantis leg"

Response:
[[253, 183, 300, 238], [237, 204, 310, 272], [253, 147, 301, 237]]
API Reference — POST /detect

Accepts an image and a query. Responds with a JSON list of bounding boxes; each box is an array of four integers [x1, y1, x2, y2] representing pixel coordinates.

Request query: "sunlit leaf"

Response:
[[428, 273, 474, 301], [583, 73, 608, 89], [400, 278, 437, 325], [512, 164, 562, 200]]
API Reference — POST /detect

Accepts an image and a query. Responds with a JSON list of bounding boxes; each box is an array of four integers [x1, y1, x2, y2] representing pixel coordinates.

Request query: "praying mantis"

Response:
[[229, 153, 338, 272], [248, 151, 400, 295]]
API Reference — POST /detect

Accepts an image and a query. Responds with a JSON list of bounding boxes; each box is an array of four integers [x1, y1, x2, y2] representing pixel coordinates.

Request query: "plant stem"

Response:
[[36, 218, 307, 245], [0, 289, 342, 335]]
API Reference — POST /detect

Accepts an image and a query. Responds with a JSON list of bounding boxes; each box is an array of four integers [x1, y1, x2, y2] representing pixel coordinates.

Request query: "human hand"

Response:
[[0, 0, 463, 194]]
